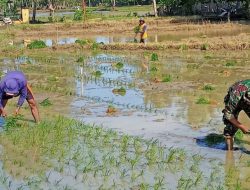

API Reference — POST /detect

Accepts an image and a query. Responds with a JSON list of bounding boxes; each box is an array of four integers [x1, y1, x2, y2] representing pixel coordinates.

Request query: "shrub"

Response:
[[27, 40, 47, 49]]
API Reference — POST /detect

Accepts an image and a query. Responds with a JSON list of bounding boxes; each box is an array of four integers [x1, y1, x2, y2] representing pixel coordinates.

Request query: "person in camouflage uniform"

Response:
[[222, 80, 250, 149]]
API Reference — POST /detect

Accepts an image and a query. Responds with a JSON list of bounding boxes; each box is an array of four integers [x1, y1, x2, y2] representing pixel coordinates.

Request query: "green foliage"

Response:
[[73, 10, 83, 21], [112, 87, 126, 96], [4, 115, 24, 131], [48, 16, 55, 23], [75, 39, 88, 46], [202, 84, 215, 91], [151, 53, 159, 61], [91, 42, 100, 50], [60, 16, 66, 22], [225, 60, 237, 67], [27, 40, 47, 49], [115, 62, 124, 70], [39, 98, 53, 107], [196, 97, 210, 104], [162, 75, 172, 82], [92, 70, 102, 77], [235, 130, 244, 141], [203, 134, 224, 146]]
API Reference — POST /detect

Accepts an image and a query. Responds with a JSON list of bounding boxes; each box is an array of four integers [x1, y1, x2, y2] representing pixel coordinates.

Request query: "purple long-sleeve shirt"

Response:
[[0, 71, 27, 108]]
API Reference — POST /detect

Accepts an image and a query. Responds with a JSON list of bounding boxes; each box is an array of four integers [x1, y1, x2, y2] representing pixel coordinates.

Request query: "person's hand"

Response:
[[1, 109, 7, 117], [15, 107, 20, 116], [241, 126, 250, 134]]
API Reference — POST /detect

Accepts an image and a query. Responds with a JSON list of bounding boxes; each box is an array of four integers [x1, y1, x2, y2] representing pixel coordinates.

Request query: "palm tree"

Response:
[[32, 0, 37, 22]]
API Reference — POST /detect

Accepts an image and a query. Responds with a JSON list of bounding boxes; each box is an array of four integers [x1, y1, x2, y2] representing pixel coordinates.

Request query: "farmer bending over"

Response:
[[222, 79, 250, 150], [0, 71, 40, 123], [139, 18, 148, 44]]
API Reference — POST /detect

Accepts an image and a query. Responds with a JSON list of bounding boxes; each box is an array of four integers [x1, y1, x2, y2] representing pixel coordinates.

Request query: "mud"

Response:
[[0, 45, 250, 188]]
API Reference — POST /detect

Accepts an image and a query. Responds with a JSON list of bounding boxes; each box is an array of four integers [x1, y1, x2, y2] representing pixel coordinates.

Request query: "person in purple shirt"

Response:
[[0, 71, 40, 123]]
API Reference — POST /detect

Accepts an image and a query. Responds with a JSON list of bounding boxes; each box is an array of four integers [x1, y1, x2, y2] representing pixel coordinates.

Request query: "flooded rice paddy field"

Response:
[[0, 49, 250, 189]]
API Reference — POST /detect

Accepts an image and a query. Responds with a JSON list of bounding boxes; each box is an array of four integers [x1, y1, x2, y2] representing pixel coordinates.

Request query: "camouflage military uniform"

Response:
[[222, 80, 250, 136]]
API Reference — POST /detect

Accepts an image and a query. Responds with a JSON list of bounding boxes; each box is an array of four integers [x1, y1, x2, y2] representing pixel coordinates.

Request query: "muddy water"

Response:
[[1, 50, 250, 188]]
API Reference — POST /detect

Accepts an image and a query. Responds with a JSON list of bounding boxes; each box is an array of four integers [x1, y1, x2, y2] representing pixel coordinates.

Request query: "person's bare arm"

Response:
[[229, 117, 250, 133]]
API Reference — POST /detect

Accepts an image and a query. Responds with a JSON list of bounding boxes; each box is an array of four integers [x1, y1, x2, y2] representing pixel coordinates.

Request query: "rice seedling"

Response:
[[151, 53, 159, 61], [201, 43, 209, 51], [202, 84, 215, 91], [115, 62, 124, 70], [112, 87, 126, 96], [92, 70, 102, 77], [196, 97, 210, 104], [179, 44, 188, 51], [91, 42, 100, 50], [75, 39, 89, 46], [39, 98, 53, 107], [76, 56, 85, 63], [27, 40, 47, 49], [162, 75, 172, 83], [225, 60, 237, 67]]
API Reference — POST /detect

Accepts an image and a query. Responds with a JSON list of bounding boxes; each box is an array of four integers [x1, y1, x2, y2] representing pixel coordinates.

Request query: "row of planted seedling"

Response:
[[82, 95, 172, 116], [77, 62, 137, 75], [76, 74, 136, 89], [0, 116, 225, 189]]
